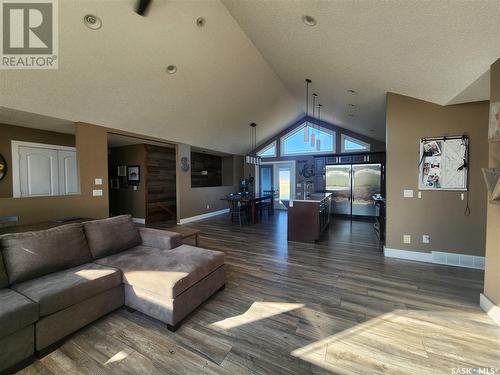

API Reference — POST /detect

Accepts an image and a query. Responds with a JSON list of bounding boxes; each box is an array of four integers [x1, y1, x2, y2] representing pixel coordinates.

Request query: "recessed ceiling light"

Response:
[[83, 14, 102, 30], [302, 15, 317, 26], [196, 17, 206, 27], [347, 89, 357, 94], [166, 65, 177, 74]]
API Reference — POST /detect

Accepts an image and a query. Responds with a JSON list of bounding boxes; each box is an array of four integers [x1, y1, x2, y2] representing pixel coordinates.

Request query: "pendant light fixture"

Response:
[[245, 122, 261, 165], [311, 93, 317, 147], [304, 79, 311, 142], [316, 104, 322, 151]]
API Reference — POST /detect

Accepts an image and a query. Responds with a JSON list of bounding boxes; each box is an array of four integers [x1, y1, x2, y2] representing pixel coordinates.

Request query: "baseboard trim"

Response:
[[480, 293, 500, 326], [384, 247, 485, 270], [132, 217, 146, 224], [178, 209, 229, 225]]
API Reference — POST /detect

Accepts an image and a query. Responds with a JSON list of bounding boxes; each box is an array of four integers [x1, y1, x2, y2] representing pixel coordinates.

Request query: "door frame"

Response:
[[11, 141, 77, 198], [261, 160, 296, 209]]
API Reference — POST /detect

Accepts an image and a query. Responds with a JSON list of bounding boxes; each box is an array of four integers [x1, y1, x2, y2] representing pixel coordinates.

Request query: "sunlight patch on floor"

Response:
[[291, 309, 500, 374], [210, 301, 304, 330], [103, 350, 129, 365]]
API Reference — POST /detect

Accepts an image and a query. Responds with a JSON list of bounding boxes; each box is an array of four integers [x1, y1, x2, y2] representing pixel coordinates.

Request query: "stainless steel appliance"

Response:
[[325, 164, 382, 217]]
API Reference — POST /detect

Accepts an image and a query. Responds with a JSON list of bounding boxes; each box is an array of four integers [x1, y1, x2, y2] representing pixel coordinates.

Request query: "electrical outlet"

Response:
[[422, 234, 430, 244], [461, 193, 465, 201], [403, 235, 411, 244], [418, 191, 422, 199]]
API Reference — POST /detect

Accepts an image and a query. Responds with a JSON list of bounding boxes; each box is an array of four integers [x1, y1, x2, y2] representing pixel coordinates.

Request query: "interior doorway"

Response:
[[107, 133, 177, 225]]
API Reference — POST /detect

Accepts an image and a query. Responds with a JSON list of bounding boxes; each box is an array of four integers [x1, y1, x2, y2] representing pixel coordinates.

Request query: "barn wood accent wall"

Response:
[[145, 145, 176, 224]]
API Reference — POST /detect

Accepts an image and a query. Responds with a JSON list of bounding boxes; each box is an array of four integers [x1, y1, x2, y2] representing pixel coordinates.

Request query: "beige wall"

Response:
[[386, 93, 489, 256], [108, 144, 146, 219], [0, 124, 75, 198], [484, 58, 500, 307], [0, 122, 109, 225], [176, 143, 244, 220]]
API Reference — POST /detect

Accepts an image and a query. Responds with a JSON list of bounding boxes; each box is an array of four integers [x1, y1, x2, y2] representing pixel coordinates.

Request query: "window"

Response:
[[257, 141, 276, 158], [280, 123, 335, 156], [341, 134, 370, 153]]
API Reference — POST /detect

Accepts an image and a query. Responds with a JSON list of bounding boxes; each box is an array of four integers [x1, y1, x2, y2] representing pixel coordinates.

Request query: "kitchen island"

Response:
[[287, 193, 332, 243]]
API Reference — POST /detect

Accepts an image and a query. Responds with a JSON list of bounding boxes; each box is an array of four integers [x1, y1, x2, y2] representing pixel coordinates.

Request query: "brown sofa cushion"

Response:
[[0, 223, 92, 284], [0, 252, 8, 288], [95, 244, 224, 298], [0, 288, 38, 339], [84, 215, 142, 259], [12, 263, 122, 317]]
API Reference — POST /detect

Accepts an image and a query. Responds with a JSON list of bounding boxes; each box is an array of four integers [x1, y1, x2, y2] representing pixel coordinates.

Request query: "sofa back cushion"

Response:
[[0, 252, 8, 288], [0, 223, 93, 284], [84, 215, 142, 259]]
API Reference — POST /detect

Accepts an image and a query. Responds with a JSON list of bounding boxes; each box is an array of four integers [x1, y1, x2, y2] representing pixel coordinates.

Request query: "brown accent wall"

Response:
[[484, 58, 500, 308], [176, 143, 244, 220], [108, 144, 146, 219], [386, 93, 488, 256], [0, 122, 109, 225], [0, 124, 75, 198]]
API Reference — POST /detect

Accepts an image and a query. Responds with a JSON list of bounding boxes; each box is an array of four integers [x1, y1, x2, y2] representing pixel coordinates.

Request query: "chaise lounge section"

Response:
[[0, 214, 225, 372]]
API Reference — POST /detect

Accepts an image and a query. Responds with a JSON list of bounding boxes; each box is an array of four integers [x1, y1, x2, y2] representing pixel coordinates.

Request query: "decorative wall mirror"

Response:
[[0, 153, 6, 181]]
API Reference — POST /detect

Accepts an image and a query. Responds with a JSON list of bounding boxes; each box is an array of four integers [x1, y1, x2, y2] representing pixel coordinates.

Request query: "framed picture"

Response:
[[127, 165, 140, 184], [0, 153, 6, 181]]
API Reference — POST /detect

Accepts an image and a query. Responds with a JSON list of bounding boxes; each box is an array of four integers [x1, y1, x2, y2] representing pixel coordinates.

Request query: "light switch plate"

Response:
[[92, 189, 103, 197], [95, 178, 103, 185], [403, 189, 414, 198], [418, 191, 422, 199], [422, 234, 430, 244], [403, 235, 411, 244]]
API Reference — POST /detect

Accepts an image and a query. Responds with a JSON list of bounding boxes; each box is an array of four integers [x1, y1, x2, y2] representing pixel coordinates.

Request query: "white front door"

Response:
[[272, 162, 295, 209], [19, 146, 59, 197]]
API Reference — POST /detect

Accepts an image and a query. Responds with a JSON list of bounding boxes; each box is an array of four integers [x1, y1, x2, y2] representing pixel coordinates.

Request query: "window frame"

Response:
[[280, 123, 336, 156], [341, 134, 370, 153], [257, 140, 277, 158]]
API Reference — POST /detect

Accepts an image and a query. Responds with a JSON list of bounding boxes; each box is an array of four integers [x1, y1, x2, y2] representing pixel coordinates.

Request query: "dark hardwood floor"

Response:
[[20, 211, 500, 374]]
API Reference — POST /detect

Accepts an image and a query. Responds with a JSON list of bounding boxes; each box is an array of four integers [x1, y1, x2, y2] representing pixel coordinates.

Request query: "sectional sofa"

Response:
[[0, 215, 225, 373]]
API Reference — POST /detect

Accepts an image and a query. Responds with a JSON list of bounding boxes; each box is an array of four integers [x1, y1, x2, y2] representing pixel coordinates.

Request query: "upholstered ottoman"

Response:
[[94, 244, 225, 330]]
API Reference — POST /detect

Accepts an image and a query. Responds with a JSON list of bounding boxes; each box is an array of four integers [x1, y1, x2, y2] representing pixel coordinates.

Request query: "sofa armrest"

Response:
[[139, 228, 183, 250]]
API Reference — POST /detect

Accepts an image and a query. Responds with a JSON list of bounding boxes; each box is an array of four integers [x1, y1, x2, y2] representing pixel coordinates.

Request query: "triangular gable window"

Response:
[[341, 134, 370, 153], [257, 142, 277, 158], [280, 123, 335, 156]]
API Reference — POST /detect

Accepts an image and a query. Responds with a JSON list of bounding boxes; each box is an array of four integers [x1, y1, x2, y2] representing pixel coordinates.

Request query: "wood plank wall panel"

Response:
[[145, 145, 176, 224]]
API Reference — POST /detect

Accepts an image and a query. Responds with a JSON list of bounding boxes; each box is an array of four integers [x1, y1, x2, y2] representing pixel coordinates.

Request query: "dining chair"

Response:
[[226, 196, 248, 226]]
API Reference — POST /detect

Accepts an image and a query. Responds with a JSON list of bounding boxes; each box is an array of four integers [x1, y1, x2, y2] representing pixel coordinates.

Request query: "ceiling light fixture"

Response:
[[245, 123, 261, 165], [302, 15, 317, 26], [316, 104, 322, 151], [304, 79, 311, 142], [196, 17, 206, 27], [166, 65, 177, 74], [311, 93, 317, 147], [83, 14, 102, 30]]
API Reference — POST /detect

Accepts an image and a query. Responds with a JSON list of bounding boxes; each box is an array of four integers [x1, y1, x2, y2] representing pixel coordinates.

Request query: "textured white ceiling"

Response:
[[222, 0, 500, 141], [1, 1, 498, 152], [0, 0, 299, 154]]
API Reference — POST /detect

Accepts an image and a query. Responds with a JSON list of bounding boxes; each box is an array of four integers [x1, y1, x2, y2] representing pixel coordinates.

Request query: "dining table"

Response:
[[222, 193, 275, 224]]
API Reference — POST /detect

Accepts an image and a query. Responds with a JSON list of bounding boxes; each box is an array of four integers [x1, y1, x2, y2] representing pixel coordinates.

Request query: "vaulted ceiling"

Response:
[[1, 0, 499, 154]]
